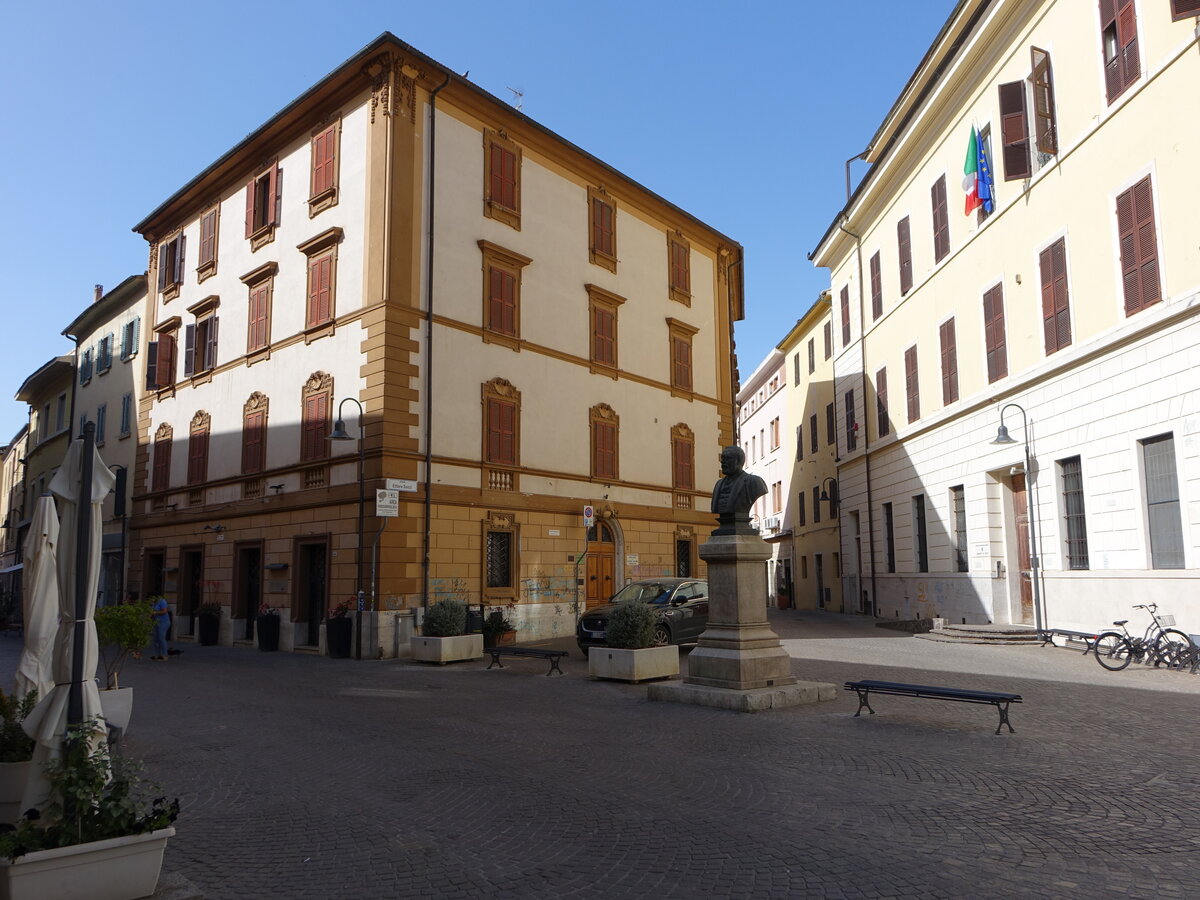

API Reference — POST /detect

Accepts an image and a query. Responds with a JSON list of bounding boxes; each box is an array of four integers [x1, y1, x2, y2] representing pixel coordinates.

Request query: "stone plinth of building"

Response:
[[648, 531, 836, 712]]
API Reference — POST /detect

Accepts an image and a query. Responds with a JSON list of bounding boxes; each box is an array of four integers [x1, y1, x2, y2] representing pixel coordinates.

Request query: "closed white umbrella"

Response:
[[22, 433, 115, 753], [14, 495, 59, 702]]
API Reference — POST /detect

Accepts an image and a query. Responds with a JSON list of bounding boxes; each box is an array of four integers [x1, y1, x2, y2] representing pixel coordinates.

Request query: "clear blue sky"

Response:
[[0, 0, 956, 441]]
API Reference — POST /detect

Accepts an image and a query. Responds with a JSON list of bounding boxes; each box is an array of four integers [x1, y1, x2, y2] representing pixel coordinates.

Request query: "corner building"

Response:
[[129, 34, 743, 654], [810, 1, 1200, 633]]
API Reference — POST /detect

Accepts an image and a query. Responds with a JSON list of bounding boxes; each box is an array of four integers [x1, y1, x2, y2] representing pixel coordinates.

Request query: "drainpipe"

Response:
[[421, 73, 452, 613], [836, 214, 877, 616], [727, 251, 744, 442]]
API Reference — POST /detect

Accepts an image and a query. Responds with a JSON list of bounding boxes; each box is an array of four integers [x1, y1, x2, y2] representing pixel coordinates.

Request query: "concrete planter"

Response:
[[410, 634, 483, 665], [588, 645, 679, 683], [0, 761, 33, 825], [0, 826, 174, 900]]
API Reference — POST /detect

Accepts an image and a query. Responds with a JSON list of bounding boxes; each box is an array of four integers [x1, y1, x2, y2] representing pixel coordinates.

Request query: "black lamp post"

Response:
[[818, 477, 839, 516], [991, 402, 1044, 636], [329, 398, 365, 659]]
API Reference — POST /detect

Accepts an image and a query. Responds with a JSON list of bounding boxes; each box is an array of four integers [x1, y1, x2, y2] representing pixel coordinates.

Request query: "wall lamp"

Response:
[[818, 477, 839, 515]]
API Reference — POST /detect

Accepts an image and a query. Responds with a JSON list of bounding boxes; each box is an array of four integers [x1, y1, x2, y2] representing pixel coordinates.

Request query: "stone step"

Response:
[[915, 631, 1042, 645]]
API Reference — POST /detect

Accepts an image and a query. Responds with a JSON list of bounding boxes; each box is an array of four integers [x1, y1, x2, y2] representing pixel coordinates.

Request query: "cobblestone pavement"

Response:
[[4, 609, 1199, 899]]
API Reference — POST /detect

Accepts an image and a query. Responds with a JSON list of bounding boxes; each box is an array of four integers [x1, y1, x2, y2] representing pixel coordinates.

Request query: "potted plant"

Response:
[[481, 608, 515, 649], [196, 601, 221, 646], [94, 600, 154, 739], [0, 689, 36, 825], [0, 719, 179, 900], [588, 600, 679, 683], [410, 599, 483, 664], [256, 603, 281, 652], [325, 601, 352, 659]]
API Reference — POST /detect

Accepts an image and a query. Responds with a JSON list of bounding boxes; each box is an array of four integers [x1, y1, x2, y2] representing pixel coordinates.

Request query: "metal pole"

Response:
[[355, 407, 365, 661], [1023, 420, 1044, 637], [68, 423, 96, 731]]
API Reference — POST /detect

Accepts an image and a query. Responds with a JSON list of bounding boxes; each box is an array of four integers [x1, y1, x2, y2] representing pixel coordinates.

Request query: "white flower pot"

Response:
[[0, 761, 33, 826], [409, 634, 483, 664], [588, 645, 680, 683], [0, 826, 174, 900]]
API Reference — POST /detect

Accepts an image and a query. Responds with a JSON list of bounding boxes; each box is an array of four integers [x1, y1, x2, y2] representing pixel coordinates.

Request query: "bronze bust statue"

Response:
[[711, 446, 768, 535]]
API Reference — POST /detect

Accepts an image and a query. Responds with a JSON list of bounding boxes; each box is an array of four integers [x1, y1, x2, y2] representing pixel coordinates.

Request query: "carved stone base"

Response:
[[648, 679, 837, 712]]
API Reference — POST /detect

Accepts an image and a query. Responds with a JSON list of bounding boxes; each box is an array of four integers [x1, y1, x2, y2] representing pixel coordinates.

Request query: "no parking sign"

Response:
[[583, 505, 594, 528]]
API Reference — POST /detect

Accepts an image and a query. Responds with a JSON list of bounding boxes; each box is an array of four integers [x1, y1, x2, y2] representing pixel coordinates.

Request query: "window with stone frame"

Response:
[[183, 296, 220, 380], [905, 345, 920, 423], [670, 423, 694, 509], [299, 227, 343, 337], [197, 206, 219, 282], [588, 186, 617, 272], [940, 317, 958, 405], [1115, 176, 1160, 317], [187, 411, 211, 486], [146, 317, 181, 392], [590, 404, 619, 481], [667, 318, 698, 396], [300, 372, 333, 463], [667, 233, 691, 305], [1100, 0, 1140, 104], [242, 392, 269, 475], [483, 129, 521, 230], [482, 511, 518, 602], [587, 284, 625, 376], [479, 240, 531, 350], [309, 119, 340, 216], [157, 232, 186, 300], [245, 161, 282, 250], [983, 284, 1008, 383], [241, 261, 277, 357], [483, 378, 520, 492], [152, 423, 173, 493]]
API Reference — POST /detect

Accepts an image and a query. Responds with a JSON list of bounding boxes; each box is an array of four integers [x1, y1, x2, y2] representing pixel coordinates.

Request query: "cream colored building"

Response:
[[128, 33, 743, 655], [810, 0, 1200, 634], [0, 426, 30, 617], [62, 275, 151, 606]]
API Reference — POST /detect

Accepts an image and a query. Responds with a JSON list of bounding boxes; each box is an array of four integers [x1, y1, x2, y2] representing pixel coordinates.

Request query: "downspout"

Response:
[[836, 214, 877, 616], [62, 328, 80, 441], [421, 73, 452, 612], [727, 251, 744, 443]]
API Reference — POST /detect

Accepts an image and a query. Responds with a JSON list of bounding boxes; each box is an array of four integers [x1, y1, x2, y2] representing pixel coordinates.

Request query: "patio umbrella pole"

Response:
[[67, 422, 96, 732]]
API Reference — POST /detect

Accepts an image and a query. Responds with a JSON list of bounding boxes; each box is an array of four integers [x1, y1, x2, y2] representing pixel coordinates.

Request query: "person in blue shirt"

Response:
[[150, 596, 171, 660]]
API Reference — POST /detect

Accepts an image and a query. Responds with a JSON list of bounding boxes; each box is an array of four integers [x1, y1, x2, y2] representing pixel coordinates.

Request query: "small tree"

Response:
[[95, 600, 154, 689], [606, 601, 655, 649], [422, 599, 467, 637]]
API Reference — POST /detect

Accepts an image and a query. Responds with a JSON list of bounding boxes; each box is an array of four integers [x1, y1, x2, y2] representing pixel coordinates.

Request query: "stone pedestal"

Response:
[[649, 531, 836, 712]]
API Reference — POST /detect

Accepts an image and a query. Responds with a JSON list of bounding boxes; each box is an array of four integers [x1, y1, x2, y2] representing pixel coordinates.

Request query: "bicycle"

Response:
[[1093, 603, 1194, 672]]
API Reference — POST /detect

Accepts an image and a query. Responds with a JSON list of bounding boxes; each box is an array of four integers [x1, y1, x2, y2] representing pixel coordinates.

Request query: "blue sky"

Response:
[[0, 0, 956, 440]]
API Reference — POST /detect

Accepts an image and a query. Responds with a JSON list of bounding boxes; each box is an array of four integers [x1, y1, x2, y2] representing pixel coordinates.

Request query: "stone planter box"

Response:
[[0, 761, 33, 826], [0, 826, 174, 900], [410, 634, 483, 665], [588, 645, 679, 683]]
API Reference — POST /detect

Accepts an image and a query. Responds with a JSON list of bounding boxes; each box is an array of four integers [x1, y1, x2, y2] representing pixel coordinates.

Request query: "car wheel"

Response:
[[650, 624, 671, 647]]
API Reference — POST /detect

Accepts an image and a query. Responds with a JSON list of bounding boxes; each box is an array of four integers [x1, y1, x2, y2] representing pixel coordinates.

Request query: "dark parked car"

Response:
[[577, 578, 709, 654]]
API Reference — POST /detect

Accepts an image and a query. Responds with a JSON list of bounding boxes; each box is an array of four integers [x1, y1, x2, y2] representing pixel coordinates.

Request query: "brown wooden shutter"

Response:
[[940, 318, 958, 405], [1117, 177, 1160, 315], [672, 336, 692, 390], [594, 422, 616, 479], [242, 410, 265, 474], [1030, 47, 1058, 155], [809, 413, 818, 453], [199, 210, 216, 266], [593, 306, 615, 365], [244, 182, 255, 237], [897, 217, 913, 294], [152, 436, 171, 492], [983, 285, 1008, 382], [593, 198, 614, 257], [302, 393, 328, 461], [159, 332, 176, 387], [1039, 238, 1071, 353], [869, 252, 882, 320], [1173, 0, 1200, 19], [157, 243, 168, 290], [1117, 1, 1140, 87], [267, 163, 281, 227], [905, 346, 919, 423], [491, 146, 516, 210], [248, 285, 268, 351], [823, 321, 832, 359], [312, 127, 335, 196], [187, 428, 209, 485], [672, 437, 693, 491], [876, 367, 889, 437], [931, 176, 950, 262], [205, 317, 219, 371], [840, 286, 851, 346], [999, 81, 1031, 180], [488, 268, 516, 335]]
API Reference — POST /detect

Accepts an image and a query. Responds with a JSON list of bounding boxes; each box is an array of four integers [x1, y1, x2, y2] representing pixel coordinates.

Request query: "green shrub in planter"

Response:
[[606, 601, 655, 649], [95, 601, 154, 690], [423, 599, 466, 637], [0, 688, 36, 763]]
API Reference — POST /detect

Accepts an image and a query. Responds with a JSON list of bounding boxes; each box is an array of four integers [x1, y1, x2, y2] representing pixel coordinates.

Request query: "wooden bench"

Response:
[[486, 646, 567, 676], [845, 680, 1022, 735], [1039, 628, 1098, 652]]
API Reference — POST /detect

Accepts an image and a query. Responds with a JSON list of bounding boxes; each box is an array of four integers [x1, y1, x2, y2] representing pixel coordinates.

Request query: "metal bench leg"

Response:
[[852, 687, 874, 717], [995, 701, 1015, 735], [547, 657, 564, 676], [487, 651, 504, 670]]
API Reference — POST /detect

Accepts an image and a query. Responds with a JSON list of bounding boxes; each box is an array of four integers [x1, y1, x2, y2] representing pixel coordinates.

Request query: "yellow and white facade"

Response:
[[810, 1, 1200, 633], [128, 34, 743, 654]]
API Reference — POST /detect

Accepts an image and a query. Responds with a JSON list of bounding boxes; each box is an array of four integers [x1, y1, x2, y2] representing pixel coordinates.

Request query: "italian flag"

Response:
[[963, 125, 993, 216]]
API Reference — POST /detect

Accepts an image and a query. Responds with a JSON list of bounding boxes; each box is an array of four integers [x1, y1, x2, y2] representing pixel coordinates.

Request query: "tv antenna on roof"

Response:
[[506, 86, 524, 111]]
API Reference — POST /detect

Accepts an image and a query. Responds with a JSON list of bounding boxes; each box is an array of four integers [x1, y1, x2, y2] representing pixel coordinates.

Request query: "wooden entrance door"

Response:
[[1012, 474, 1034, 624], [235, 544, 262, 641], [179, 548, 204, 636], [296, 541, 328, 647], [586, 522, 616, 608]]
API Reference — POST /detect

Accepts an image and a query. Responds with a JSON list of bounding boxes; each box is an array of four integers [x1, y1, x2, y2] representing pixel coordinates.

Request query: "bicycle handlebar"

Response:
[[1132, 603, 1158, 612]]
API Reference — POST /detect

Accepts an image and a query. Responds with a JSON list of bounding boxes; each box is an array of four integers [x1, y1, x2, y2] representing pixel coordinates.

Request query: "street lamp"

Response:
[[990, 403, 1044, 637], [329, 398, 365, 659], [818, 477, 839, 516]]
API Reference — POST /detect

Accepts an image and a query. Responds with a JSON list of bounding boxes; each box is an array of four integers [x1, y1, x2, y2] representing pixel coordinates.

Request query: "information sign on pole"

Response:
[[376, 489, 400, 517]]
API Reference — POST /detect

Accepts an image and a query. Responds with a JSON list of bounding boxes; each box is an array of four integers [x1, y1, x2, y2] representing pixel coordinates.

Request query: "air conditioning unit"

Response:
[[764, 516, 781, 533]]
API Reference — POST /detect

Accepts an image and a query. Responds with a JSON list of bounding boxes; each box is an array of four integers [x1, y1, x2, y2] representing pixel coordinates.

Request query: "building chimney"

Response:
[[94, 284, 103, 302]]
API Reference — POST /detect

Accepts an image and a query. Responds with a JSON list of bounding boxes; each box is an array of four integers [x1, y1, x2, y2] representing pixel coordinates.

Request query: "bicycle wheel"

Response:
[[1094, 632, 1132, 671], [1153, 629, 1193, 669]]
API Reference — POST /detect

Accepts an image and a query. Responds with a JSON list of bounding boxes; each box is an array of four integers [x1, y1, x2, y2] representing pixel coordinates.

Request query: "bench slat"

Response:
[[845, 680, 1021, 702]]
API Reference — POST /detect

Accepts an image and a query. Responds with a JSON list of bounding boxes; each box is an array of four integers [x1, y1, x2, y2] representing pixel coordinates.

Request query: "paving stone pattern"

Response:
[[4, 610, 1199, 899]]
